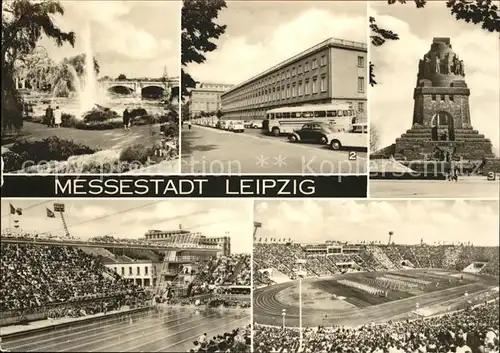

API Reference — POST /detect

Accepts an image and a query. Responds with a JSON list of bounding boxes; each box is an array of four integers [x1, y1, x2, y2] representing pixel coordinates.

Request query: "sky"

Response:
[[39, 1, 180, 79], [1, 200, 253, 254], [370, 2, 500, 154], [186, 0, 367, 85], [254, 200, 499, 246]]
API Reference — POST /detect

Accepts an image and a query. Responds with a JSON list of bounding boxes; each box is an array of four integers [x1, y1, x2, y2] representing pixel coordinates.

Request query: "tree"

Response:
[[370, 124, 380, 152], [370, 0, 500, 86], [48, 53, 100, 96], [2, 0, 75, 131], [181, 101, 190, 121], [181, 0, 227, 101], [63, 53, 100, 76], [117, 74, 127, 80], [14, 46, 56, 91]]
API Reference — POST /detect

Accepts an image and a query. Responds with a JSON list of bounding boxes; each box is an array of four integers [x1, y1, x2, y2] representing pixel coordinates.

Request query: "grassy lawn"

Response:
[[11, 122, 162, 151]]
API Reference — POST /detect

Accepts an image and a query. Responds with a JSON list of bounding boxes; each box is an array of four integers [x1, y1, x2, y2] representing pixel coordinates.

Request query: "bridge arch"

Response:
[[107, 85, 134, 95], [141, 85, 164, 99]]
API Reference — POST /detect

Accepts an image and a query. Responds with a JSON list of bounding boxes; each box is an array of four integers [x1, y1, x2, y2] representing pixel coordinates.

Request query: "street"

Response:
[[181, 125, 367, 174]]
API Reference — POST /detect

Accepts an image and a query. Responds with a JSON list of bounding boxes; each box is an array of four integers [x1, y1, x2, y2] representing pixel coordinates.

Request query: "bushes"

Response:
[[132, 114, 159, 126], [28, 105, 171, 131], [4, 134, 179, 173], [129, 108, 148, 119], [160, 121, 179, 138], [61, 113, 78, 128], [119, 144, 155, 164], [75, 119, 123, 130], [83, 106, 119, 123], [3, 136, 97, 172], [2, 151, 25, 172]]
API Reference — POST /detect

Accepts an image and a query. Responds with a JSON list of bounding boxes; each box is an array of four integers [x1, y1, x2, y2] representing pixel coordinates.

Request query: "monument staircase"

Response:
[[394, 126, 495, 161]]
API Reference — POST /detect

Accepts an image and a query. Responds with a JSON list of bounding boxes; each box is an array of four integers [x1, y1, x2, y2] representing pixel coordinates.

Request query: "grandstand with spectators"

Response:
[[0, 200, 251, 352], [254, 241, 499, 352], [252, 200, 499, 353]]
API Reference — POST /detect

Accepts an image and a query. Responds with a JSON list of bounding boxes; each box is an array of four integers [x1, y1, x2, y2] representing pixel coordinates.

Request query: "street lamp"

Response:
[[296, 258, 307, 351], [282, 308, 286, 328]]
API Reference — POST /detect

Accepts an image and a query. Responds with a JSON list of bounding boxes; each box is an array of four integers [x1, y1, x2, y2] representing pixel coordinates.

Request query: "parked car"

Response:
[[288, 122, 333, 144], [230, 121, 245, 132], [251, 121, 262, 129], [328, 123, 368, 150], [243, 120, 253, 128]]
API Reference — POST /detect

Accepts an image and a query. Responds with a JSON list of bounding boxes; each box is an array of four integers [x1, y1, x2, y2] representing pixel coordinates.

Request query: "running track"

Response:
[[253, 275, 494, 327], [1, 307, 250, 352]]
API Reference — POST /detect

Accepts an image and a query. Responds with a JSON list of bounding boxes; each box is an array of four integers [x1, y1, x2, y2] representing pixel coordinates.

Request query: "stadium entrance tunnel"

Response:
[[108, 86, 134, 95], [141, 86, 164, 99]]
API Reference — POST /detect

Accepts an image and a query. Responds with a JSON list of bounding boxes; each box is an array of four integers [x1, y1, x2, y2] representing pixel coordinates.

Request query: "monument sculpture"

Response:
[[375, 38, 495, 166]]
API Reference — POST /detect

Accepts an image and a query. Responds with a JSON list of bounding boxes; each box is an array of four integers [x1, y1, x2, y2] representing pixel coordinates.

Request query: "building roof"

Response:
[[222, 37, 367, 97]]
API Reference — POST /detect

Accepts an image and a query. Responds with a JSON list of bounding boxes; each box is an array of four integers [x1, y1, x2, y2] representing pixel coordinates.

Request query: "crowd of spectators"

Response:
[[254, 269, 275, 288], [191, 254, 251, 289], [254, 301, 499, 353], [253, 244, 499, 281], [189, 325, 251, 353], [0, 244, 144, 313]]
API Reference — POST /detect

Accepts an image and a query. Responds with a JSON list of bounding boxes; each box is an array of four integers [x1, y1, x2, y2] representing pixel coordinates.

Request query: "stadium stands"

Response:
[[188, 254, 251, 298], [0, 244, 143, 312], [254, 300, 499, 353], [189, 325, 251, 353], [253, 243, 499, 281]]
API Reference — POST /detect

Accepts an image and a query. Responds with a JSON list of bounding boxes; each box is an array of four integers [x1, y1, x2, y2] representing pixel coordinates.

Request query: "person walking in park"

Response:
[[188, 120, 192, 130], [54, 106, 62, 128], [45, 105, 54, 127], [123, 108, 131, 131]]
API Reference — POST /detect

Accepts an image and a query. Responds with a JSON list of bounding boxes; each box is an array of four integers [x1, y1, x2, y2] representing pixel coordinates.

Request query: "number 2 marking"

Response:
[[348, 151, 357, 160]]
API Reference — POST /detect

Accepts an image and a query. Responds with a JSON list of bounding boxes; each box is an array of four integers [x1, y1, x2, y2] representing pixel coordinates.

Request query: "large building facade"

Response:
[[220, 37, 367, 122], [188, 82, 234, 117]]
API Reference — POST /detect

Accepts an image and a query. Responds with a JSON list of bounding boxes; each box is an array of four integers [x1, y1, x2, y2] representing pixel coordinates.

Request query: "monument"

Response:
[[374, 38, 497, 170]]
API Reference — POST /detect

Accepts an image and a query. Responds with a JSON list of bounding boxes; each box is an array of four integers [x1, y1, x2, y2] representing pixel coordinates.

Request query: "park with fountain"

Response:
[[1, 2, 179, 174]]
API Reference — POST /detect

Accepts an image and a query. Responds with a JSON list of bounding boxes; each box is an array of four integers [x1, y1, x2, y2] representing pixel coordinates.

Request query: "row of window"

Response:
[[224, 76, 365, 111], [270, 110, 354, 119], [193, 92, 222, 97], [224, 76, 328, 110], [431, 94, 455, 102], [191, 103, 221, 111], [113, 266, 150, 276], [225, 55, 366, 105], [224, 53, 330, 104]]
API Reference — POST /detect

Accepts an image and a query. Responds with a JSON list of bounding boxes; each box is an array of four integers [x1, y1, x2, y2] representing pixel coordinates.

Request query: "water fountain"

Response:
[[51, 24, 110, 119]]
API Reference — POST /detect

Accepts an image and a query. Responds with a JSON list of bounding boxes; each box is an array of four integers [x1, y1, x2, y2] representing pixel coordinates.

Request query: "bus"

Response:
[[263, 103, 357, 136]]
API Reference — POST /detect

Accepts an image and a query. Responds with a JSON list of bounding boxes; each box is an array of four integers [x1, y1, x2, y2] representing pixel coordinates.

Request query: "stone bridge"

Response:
[[99, 77, 179, 96]]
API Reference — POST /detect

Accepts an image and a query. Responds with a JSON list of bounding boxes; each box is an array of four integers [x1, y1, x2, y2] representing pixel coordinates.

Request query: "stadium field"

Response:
[[253, 269, 498, 327], [1, 307, 250, 352]]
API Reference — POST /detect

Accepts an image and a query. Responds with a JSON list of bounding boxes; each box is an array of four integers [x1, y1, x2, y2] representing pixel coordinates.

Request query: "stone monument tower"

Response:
[[393, 37, 494, 161]]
